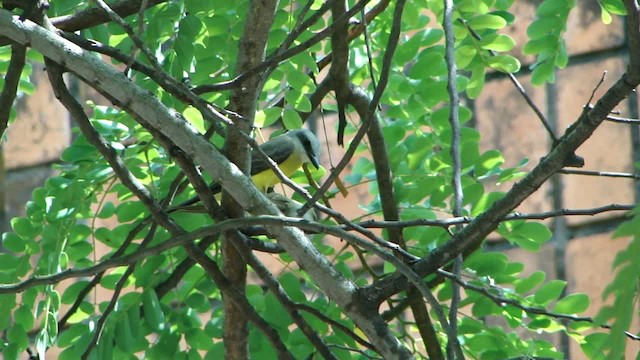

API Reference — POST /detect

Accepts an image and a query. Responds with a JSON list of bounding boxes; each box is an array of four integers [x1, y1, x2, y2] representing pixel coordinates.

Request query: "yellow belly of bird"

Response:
[[251, 155, 303, 191]]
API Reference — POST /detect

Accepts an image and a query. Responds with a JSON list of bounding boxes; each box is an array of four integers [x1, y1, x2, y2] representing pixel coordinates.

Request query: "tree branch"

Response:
[[443, 0, 464, 358], [0, 42, 25, 138]]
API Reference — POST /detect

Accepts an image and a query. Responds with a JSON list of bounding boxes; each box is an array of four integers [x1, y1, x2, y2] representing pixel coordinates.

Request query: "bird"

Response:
[[173, 128, 320, 209]]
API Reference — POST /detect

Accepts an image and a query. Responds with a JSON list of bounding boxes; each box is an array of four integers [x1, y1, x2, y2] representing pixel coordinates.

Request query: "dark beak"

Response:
[[309, 153, 320, 169]]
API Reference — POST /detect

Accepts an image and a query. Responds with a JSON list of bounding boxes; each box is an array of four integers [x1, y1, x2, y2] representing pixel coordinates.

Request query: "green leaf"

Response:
[[466, 63, 486, 99], [536, 0, 568, 16], [475, 149, 504, 176], [600, 7, 613, 24], [471, 297, 499, 318], [8, 324, 29, 351], [255, 107, 282, 128], [185, 292, 209, 312], [115, 311, 135, 353], [62, 280, 90, 304], [11, 218, 41, 239], [61, 144, 97, 163], [186, 328, 214, 350], [410, 48, 447, 79], [185, 0, 214, 14], [515, 271, 546, 294], [285, 89, 312, 112], [175, 15, 204, 70], [279, 272, 306, 302], [555, 41, 568, 68], [455, 45, 477, 69], [14, 305, 35, 331], [533, 280, 566, 304], [486, 55, 520, 73], [479, 34, 516, 52], [101, 270, 132, 290], [467, 14, 507, 30], [600, 0, 627, 15], [142, 289, 166, 332], [465, 252, 507, 276], [116, 202, 146, 222], [67, 241, 94, 262], [0, 254, 18, 271], [58, 323, 89, 348], [527, 17, 564, 40], [287, 71, 316, 93], [553, 293, 589, 314], [2, 232, 26, 253], [183, 107, 205, 133], [282, 109, 303, 130], [516, 222, 552, 243], [523, 35, 557, 55]]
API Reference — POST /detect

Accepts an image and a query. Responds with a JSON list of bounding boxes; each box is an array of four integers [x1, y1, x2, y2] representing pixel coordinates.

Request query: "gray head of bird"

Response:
[[286, 129, 321, 169]]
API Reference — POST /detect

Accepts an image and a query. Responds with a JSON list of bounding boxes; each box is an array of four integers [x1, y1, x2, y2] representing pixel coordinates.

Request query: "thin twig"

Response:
[[606, 114, 640, 124], [586, 71, 608, 106], [558, 168, 640, 179], [460, 19, 557, 143], [443, 0, 464, 358]]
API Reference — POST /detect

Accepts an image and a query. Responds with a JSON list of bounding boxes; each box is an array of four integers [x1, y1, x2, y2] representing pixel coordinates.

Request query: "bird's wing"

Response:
[[250, 136, 294, 176]]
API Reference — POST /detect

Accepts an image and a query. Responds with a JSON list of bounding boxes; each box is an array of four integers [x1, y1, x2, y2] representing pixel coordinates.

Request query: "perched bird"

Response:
[[249, 128, 320, 191], [174, 129, 320, 209]]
